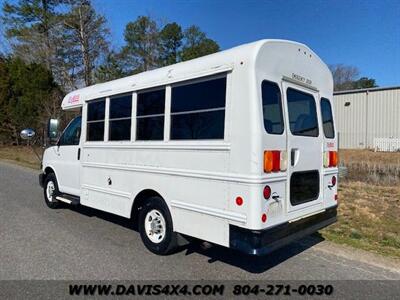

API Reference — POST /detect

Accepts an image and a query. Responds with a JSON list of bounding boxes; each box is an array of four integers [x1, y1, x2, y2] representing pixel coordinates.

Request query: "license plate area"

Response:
[[290, 170, 320, 206]]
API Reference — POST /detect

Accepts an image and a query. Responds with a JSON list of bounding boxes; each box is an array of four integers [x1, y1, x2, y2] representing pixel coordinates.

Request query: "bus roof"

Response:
[[62, 39, 327, 110]]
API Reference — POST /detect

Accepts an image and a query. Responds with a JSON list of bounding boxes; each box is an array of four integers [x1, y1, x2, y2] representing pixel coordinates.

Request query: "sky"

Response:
[[1, 0, 399, 87], [91, 0, 400, 87]]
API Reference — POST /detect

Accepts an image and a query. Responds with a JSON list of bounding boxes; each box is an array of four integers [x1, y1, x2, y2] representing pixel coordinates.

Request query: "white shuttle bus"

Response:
[[38, 39, 338, 255]]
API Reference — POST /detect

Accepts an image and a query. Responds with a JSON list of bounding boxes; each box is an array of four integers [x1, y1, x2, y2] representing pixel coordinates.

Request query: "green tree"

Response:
[[353, 77, 377, 89], [159, 22, 183, 66], [122, 16, 160, 73], [2, 0, 64, 73], [94, 51, 126, 83], [2, 0, 110, 90], [329, 64, 378, 91], [63, 0, 109, 86], [0, 57, 61, 144], [181, 25, 219, 61]]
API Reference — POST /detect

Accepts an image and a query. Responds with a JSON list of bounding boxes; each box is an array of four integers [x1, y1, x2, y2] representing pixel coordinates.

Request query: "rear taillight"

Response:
[[324, 151, 338, 168], [264, 150, 287, 173]]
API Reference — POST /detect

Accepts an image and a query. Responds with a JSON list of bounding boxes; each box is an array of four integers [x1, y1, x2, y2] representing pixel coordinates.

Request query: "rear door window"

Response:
[[320, 98, 335, 138], [286, 88, 319, 137]]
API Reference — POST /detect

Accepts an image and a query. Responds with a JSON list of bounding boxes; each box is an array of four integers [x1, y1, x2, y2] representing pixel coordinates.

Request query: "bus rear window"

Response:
[[287, 88, 318, 137], [262, 81, 284, 135], [320, 98, 335, 138]]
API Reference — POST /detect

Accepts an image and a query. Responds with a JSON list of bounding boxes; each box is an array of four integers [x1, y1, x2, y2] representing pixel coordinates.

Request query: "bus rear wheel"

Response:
[[138, 197, 177, 255]]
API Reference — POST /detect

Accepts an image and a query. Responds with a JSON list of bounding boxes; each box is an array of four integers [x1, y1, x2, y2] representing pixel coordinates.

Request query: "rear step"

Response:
[[56, 194, 80, 205]]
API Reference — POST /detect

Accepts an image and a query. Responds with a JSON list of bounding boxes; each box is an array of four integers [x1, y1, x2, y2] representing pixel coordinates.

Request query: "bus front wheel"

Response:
[[43, 173, 61, 209]]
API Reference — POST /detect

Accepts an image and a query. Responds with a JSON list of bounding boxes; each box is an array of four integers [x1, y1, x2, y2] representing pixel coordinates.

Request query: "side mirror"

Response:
[[20, 128, 36, 140], [47, 118, 59, 143]]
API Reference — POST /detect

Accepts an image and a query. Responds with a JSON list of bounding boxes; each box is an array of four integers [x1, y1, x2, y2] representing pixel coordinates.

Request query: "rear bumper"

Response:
[[229, 206, 337, 255], [39, 173, 45, 188]]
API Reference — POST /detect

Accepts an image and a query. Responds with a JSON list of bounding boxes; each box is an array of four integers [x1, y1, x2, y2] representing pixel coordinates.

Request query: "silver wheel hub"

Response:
[[46, 181, 55, 202], [144, 209, 166, 244]]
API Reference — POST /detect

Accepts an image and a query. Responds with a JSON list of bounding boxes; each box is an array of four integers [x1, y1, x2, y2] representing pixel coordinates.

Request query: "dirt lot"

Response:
[[340, 149, 400, 165], [320, 149, 400, 258], [321, 181, 400, 258], [0, 146, 41, 169]]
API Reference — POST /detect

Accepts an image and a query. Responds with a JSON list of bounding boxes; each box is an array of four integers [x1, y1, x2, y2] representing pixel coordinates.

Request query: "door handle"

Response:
[[291, 148, 299, 167], [77, 148, 81, 160]]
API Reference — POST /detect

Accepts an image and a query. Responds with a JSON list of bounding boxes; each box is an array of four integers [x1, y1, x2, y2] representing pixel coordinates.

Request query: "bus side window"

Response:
[[320, 98, 335, 139], [109, 94, 132, 141], [170, 76, 226, 140], [262, 81, 284, 135], [87, 99, 105, 141], [136, 88, 165, 141]]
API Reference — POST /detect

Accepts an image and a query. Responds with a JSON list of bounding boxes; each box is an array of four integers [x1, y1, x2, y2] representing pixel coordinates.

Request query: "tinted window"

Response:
[[320, 98, 335, 138], [290, 170, 320, 205], [171, 77, 226, 113], [87, 122, 105, 141], [136, 88, 165, 140], [87, 99, 105, 141], [171, 77, 226, 140], [59, 116, 81, 146], [137, 89, 165, 116], [110, 94, 132, 119], [262, 81, 284, 134], [87, 100, 105, 121], [287, 88, 318, 137], [109, 94, 132, 141], [137, 116, 164, 140]]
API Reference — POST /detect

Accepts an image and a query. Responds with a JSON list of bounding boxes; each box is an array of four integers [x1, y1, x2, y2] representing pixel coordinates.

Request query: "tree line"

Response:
[[0, 0, 220, 144], [0, 0, 377, 145]]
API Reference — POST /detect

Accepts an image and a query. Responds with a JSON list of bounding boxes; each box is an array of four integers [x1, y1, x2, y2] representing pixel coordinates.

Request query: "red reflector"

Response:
[[263, 185, 271, 199], [335, 194, 338, 201], [272, 151, 281, 172], [261, 213, 267, 223], [236, 197, 243, 206], [332, 176, 337, 186]]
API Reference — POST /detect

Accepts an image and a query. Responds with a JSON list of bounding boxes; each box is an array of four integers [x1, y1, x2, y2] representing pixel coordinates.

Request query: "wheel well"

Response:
[[44, 167, 55, 179], [131, 189, 163, 226]]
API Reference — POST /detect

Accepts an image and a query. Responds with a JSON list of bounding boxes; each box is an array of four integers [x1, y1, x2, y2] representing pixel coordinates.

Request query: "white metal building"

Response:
[[333, 86, 400, 150]]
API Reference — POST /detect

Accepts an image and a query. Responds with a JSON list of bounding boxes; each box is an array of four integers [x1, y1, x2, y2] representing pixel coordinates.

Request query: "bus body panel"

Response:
[[42, 39, 338, 253]]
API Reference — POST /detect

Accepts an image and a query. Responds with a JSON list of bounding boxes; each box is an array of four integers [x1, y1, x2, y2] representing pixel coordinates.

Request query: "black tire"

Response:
[[43, 173, 61, 209], [138, 196, 178, 255]]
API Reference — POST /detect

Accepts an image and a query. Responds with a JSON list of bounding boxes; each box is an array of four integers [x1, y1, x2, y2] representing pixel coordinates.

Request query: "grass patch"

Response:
[[340, 149, 400, 186], [321, 181, 400, 259], [0, 146, 41, 169]]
